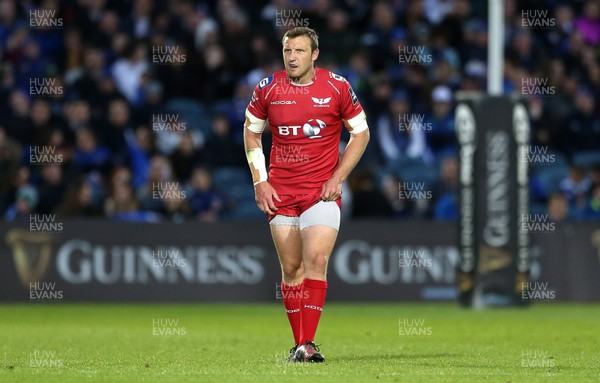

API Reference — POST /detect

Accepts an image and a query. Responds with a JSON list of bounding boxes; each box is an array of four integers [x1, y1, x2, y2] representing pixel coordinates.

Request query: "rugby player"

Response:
[[243, 27, 370, 362]]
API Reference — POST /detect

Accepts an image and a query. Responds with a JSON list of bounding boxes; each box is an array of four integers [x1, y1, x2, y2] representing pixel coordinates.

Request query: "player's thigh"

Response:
[[299, 201, 340, 262], [270, 217, 303, 268], [300, 225, 338, 265]]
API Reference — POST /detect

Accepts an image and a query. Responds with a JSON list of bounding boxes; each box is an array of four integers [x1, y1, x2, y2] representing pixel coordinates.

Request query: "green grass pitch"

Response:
[[1, 303, 599, 382]]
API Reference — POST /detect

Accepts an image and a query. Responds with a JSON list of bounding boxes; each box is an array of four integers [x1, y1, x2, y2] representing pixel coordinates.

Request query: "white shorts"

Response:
[[269, 200, 341, 230]]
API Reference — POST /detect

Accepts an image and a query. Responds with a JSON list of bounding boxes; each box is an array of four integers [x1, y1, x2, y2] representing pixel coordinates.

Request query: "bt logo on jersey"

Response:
[[277, 126, 302, 135], [277, 119, 326, 138]]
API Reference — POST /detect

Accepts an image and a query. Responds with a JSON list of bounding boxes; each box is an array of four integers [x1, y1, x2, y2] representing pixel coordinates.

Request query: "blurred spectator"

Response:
[[377, 90, 433, 165], [0, 126, 22, 212], [547, 192, 570, 222], [187, 166, 223, 221], [579, 184, 600, 219], [101, 97, 132, 158], [559, 165, 591, 210], [574, 0, 600, 45], [434, 191, 458, 220], [170, 131, 201, 182], [73, 127, 111, 175], [562, 87, 600, 156], [62, 98, 93, 133], [319, 8, 358, 64], [126, 125, 154, 189], [425, 85, 456, 158], [111, 40, 149, 104], [431, 156, 458, 213], [71, 45, 109, 105], [35, 164, 67, 214], [349, 169, 392, 218], [4, 90, 32, 144], [137, 153, 173, 212], [203, 115, 245, 168], [589, 163, 600, 191], [160, 182, 191, 222], [56, 178, 103, 217], [381, 173, 414, 218], [4, 185, 37, 221]]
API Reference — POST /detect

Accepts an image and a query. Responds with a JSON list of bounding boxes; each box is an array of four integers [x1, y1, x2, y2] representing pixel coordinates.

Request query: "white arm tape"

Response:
[[245, 109, 266, 134], [345, 110, 368, 135], [245, 147, 268, 185]]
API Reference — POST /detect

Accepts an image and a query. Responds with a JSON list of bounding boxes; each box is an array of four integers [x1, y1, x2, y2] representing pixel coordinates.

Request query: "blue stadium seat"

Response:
[[165, 98, 211, 136], [572, 150, 600, 169], [529, 150, 568, 170], [385, 155, 439, 187], [529, 202, 547, 215], [212, 166, 253, 202], [229, 201, 264, 219], [530, 165, 569, 200]]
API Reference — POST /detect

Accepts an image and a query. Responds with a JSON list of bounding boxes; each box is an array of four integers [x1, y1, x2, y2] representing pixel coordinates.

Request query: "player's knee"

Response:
[[304, 252, 328, 271], [281, 262, 303, 280]]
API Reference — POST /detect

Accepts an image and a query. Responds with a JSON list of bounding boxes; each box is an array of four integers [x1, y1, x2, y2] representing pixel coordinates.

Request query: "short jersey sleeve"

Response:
[[247, 76, 272, 120]]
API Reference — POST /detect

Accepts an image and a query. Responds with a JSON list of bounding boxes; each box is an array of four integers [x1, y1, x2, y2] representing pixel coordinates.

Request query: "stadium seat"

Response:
[[529, 150, 569, 170], [572, 150, 600, 169], [530, 165, 569, 200], [165, 98, 211, 136], [212, 167, 254, 214], [229, 201, 265, 220], [385, 155, 439, 187]]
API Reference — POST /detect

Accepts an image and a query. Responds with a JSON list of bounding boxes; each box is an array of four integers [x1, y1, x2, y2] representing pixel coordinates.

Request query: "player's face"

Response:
[[282, 36, 319, 83]]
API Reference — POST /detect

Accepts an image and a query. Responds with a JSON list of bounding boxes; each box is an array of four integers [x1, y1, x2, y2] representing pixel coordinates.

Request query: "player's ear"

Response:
[[312, 48, 319, 62]]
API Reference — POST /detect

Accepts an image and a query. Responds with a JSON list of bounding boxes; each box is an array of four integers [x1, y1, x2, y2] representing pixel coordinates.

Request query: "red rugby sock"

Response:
[[281, 281, 302, 345], [299, 278, 328, 344]]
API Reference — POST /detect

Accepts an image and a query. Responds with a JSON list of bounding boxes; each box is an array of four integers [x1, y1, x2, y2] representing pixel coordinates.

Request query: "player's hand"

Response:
[[254, 182, 281, 215], [321, 177, 342, 202]]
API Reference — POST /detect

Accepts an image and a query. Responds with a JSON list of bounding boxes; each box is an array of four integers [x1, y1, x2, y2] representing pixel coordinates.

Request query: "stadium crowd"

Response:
[[0, 0, 599, 222]]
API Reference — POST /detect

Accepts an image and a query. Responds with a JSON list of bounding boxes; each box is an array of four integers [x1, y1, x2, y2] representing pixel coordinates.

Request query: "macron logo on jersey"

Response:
[[311, 97, 331, 107]]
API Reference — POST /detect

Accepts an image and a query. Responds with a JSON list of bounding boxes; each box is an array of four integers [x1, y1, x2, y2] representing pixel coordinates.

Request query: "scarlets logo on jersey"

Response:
[[311, 97, 331, 107]]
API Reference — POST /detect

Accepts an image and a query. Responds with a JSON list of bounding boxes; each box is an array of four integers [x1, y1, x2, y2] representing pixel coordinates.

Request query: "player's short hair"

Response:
[[282, 27, 319, 52]]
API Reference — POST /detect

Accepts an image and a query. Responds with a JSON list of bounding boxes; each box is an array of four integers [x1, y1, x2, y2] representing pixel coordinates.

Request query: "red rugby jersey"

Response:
[[246, 67, 364, 194]]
